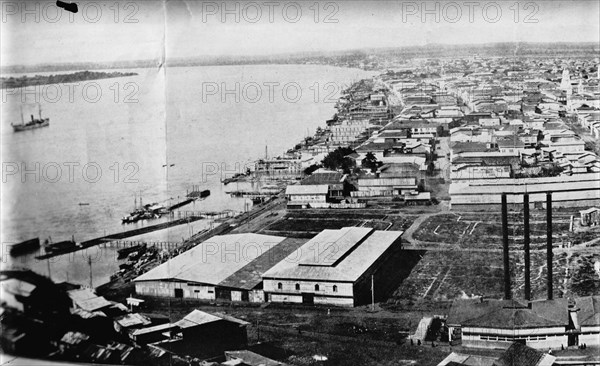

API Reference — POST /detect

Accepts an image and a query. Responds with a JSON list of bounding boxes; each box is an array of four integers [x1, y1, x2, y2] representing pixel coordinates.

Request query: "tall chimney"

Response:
[[502, 193, 511, 300], [523, 193, 531, 301], [546, 192, 553, 300]]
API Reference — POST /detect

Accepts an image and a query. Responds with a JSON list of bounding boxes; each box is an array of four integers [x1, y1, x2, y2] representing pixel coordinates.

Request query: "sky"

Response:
[[1, 0, 599, 66]]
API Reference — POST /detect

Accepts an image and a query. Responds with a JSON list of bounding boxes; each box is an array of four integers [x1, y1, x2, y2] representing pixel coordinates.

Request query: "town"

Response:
[[2, 52, 600, 366]]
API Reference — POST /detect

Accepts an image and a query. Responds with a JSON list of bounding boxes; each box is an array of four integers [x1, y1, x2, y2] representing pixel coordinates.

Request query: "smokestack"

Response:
[[502, 193, 511, 300], [523, 193, 531, 301], [547, 192, 553, 300]]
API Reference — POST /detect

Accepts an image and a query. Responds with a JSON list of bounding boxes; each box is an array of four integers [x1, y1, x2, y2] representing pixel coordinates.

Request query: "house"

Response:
[[479, 117, 501, 127], [262, 227, 403, 307], [114, 313, 151, 334], [450, 127, 495, 144], [68, 288, 112, 313], [384, 118, 441, 139], [300, 171, 348, 200], [150, 310, 249, 359], [579, 207, 600, 226], [285, 184, 329, 208], [134, 233, 305, 303], [493, 342, 556, 366], [0, 270, 72, 318], [129, 323, 179, 345], [437, 343, 555, 366], [223, 350, 286, 366], [353, 175, 418, 197], [255, 158, 303, 177], [446, 296, 600, 350], [497, 137, 526, 156], [450, 141, 499, 162], [329, 119, 371, 144], [449, 173, 600, 210]]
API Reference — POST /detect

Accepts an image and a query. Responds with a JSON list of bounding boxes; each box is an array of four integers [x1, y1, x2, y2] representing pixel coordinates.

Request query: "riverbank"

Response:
[[0, 70, 137, 89]]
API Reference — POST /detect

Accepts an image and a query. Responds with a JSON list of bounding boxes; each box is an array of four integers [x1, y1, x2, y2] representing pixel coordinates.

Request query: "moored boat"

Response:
[[117, 244, 147, 259], [12, 104, 49, 132], [9, 238, 40, 256]]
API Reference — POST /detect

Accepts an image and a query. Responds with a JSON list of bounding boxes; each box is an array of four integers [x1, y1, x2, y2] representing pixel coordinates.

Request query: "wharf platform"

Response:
[[35, 216, 203, 260]]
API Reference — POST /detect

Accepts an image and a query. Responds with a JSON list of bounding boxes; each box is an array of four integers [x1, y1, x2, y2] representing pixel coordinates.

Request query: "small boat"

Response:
[[119, 262, 135, 270], [12, 104, 49, 132], [117, 244, 146, 259], [78, 203, 90, 206], [9, 238, 40, 256], [45, 239, 78, 255], [187, 189, 210, 199]]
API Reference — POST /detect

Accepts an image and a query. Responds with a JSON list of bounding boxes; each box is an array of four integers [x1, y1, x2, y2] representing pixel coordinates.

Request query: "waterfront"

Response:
[[1, 64, 372, 285]]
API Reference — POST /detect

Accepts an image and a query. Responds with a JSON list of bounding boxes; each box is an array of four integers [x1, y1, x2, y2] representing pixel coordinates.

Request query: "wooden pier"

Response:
[[173, 210, 237, 219], [35, 216, 204, 260], [100, 239, 181, 251]]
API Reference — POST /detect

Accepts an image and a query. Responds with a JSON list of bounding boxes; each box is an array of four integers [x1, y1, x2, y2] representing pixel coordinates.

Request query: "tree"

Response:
[[303, 164, 321, 176], [361, 152, 380, 173], [322, 147, 356, 174]]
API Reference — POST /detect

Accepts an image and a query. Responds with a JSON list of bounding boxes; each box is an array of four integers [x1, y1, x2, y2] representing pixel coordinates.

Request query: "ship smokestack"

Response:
[[524, 193, 531, 301], [30, 114, 34, 122], [546, 192, 553, 300], [502, 193, 511, 300]]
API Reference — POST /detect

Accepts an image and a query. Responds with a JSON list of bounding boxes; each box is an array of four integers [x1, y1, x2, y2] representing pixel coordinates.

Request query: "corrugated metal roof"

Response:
[[577, 295, 600, 326], [173, 310, 250, 328], [218, 237, 307, 290], [77, 296, 112, 312], [495, 342, 553, 366], [131, 322, 178, 336], [68, 288, 97, 302], [115, 313, 151, 328], [448, 298, 571, 329], [174, 310, 222, 328], [263, 228, 403, 282], [1, 279, 36, 297], [133, 233, 286, 284], [299, 227, 373, 266], [285, 184, 329, 195]]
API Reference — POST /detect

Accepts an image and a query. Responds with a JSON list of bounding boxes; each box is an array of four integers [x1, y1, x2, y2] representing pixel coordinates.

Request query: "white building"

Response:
[[133, 233, 291, 302], [446, 296, 600, 350], [262, 227, 403, 307], [449, 173, 600, 210], [285, 184, 329, 208]]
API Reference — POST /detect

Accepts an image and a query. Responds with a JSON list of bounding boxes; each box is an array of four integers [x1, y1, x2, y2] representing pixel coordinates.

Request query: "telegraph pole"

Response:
[[88, 255, 93, 289], [371, 275, 375, 311]]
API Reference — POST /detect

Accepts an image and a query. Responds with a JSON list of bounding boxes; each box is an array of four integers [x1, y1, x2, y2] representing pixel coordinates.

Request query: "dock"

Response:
[[167, 198, 196, 211], [35, 216, 203, 260]]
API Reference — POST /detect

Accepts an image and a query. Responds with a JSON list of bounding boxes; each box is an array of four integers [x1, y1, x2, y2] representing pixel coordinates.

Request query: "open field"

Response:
[[412, 211, 577, 250], [261, 209, 418, 237]]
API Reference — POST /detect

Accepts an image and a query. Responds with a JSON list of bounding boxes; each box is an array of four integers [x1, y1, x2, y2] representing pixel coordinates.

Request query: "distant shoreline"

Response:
[[2, 41, 597, 76], [0, 70, 138, 89]]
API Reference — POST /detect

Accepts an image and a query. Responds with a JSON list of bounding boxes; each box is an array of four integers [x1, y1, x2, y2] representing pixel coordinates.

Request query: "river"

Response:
[[0, 64, 373, 286]]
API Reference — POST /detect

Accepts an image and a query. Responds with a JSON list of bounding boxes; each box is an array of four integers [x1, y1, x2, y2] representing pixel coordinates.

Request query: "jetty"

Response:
[[35, 216, 203, 260]]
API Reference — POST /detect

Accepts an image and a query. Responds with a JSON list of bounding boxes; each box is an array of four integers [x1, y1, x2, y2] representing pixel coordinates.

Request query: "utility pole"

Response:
[[371, 274, 375, 311], [256, 320, 260, 343], [46, 258, 52, 280], [88, 255, 93, 289]]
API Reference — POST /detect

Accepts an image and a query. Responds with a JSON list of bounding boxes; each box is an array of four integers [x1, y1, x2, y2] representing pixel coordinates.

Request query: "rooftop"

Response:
[[263, 228, 403, 282], [134, 233, 286, 285], [174, 309, 250, 329], [285, 184, 329, 195]]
